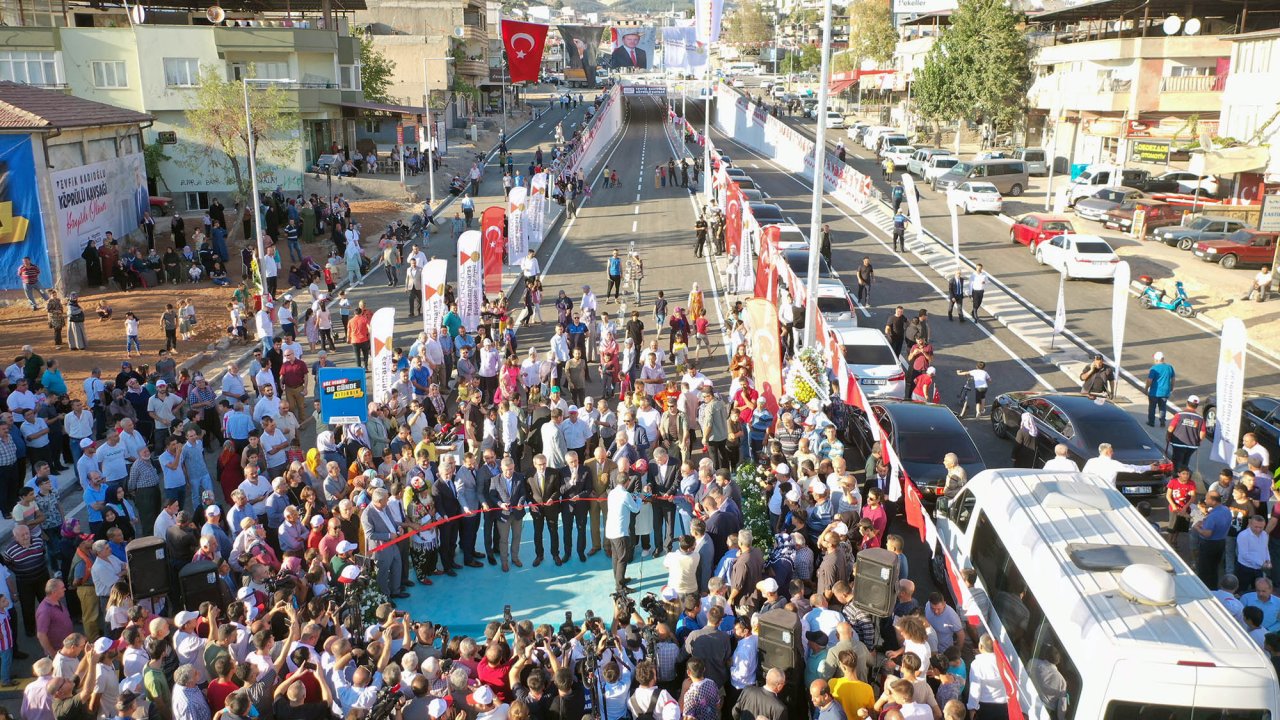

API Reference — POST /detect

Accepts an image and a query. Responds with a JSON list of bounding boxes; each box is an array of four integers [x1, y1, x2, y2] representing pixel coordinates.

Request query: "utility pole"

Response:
[[802, 0, 834, 348], [242, 80, 268, 298]]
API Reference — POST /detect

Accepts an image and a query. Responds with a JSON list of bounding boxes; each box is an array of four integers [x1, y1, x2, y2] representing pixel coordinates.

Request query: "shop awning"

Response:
[[326, 99, 425, 116], [828, 78, 857, 94]]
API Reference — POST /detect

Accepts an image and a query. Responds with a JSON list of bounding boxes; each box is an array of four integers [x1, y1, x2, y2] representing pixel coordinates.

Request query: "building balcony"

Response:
[[456, 59, 487, 78], [459, 24, 486, 43], [2, 26, 58, 50], [214, 27, 340, 53], [1159, 74, 1226, 92]]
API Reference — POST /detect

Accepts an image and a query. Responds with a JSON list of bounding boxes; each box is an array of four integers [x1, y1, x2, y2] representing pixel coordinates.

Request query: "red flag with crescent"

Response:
[[753, 225, 778, 301], [481, 206, 506, 294], [744, 299, 782, 417], [725, 182, 743, 257], [501, 19, 549, 84]]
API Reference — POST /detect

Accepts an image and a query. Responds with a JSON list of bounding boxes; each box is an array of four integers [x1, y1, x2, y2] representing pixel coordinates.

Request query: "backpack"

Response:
[[892, 186, 905, 201], [628, 689, 662, 720]]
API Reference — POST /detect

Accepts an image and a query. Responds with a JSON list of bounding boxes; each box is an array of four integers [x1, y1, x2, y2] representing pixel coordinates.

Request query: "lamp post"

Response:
[[802, 0, 835, 348], [422, 55, 455, 208], [242, 80, 268, 299]]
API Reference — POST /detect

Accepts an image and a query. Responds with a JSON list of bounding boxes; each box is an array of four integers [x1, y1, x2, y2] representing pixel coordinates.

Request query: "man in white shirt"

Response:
[[117, 418, 147, 467], [1237, 515, 1272, 589], [253, 384, 282, 426], [969, 263, 990, 321], [90, 540, 124, 614], [259, 416, 291, 477], [581, 285, 598, 316], [561, 408, 590, 456], [729, 617, 759, 691], [222, 362, 247, 400], [1080, 442, 1157, 488], [519, 249, 541, 280], [1243, 433, 1271, 469], [662, 535, 699, 595], [540, 410, 568, 469], [173, 610, 210, 684], [550, 326, 570, 367], [803, 594, 843, 647], [606, 466, 642, 592], [1042, 444, 1080, 472], [478, 339, 501, 401], [5, 379, 36, 413], [629, 662, 680, 720], [254, 305, 274, 353], [64, 399, 93, 458], [146, 381, 183, 445]]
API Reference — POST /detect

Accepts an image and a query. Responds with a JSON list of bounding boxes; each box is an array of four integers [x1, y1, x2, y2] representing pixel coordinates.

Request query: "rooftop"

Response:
[[0, 82, 153, 131]]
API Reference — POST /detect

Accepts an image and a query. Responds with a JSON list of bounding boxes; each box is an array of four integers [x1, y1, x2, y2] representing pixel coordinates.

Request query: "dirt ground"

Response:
[[0, 198, 409, 398]]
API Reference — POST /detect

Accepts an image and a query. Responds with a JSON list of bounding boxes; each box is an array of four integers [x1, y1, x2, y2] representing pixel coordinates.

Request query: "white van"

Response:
[[1065, 164, 1151, 205], [861, 126, 896, 152], [935, 469, 1280, 720]]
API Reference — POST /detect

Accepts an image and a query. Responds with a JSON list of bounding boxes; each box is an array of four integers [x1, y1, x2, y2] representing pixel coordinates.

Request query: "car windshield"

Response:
[[934, 158, 957, 168], [1075, 241, 1113, 254], [969, 185, 998, 194], [818, 296, 851, 314], [844, 343, 897, 366], [951, 162, 973, 175], [897, 432, 982, 464], [1186, 217, 1213, 230], [1043, 221, 1073, 232]]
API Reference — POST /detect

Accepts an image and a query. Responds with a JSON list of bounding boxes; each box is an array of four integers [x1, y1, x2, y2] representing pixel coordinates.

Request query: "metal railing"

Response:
[[1159, 74, 1224, 92]]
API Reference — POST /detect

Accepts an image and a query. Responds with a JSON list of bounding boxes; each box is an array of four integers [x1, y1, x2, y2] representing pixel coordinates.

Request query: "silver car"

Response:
[[907, 148, 952, 177], [1073, 186, 1146, 223]]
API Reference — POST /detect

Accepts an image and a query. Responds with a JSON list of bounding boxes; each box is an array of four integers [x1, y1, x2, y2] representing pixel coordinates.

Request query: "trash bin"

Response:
[[1070, 163, 1088, 181]]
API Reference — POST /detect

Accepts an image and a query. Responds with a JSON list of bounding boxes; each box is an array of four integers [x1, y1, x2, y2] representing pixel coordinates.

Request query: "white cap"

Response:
[[429, 698, 449, 719], [365, 626, 383, 642], [155, 380, 167, 387], [369, 477, 385, 489], [93, 637, 119, 654], [246, 605, 261, 621], [1154, 351, 1165, 361], [310, 515, 325, 527], [810, 480, 828, 495], [339, 564, 363, 583], [206, 505, 221, 516], [120, 674, 143, 694], [660, 585, 679, 602], [926, 367, 936, 375], [79, 438, 95, 449], [568, 405, 579, 413], [832, 521, 850, 536], [337, 541, 358, 553], [756, 577, 779, 593], [237, 587, 255, 601], [471, 685, 496, 706], [1188, 394, 1201, 405], [775, 463, 791, 476], [174, 610, 200, 626], [785, 488, 801, 503]]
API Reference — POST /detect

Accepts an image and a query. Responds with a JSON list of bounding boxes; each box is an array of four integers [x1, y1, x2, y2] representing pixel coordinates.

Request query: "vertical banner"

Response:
[[902, 174, 923, 251], [609, 26, 656, 70], [744, 299, 782, 416], [559, 25, 604, 87], [695, 0, 723, 44], [501, 19, 550, 83], [0, 135, 52, 288], [754, 225, 779, 301], [1111, 260, 1130, 383], [661, 27, 708, 74], [507, 187, 529, 266], [735, 224, 756, 293], [421, 259, 449, 335], [947, 198, 960, 261], [725, 182, 743, 257], [1211, 318, 1248, 463], [457, 230, 483, 332], [526, 172, 549, 248], [370, 307, 396, 403], [480, 207, 506, 295], [317, 368, 369, 424], [1052, 271, 1066, 342]]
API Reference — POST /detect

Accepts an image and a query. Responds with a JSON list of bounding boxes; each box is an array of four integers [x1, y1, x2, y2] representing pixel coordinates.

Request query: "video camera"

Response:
[[367, 682, 406, 720], [638, 592, 668, 626]]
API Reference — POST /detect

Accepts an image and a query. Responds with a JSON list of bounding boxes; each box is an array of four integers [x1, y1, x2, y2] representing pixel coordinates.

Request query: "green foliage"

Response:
[[914, 0, 1032, 128], [831, 50, 859, 74], [352, 26, 397, 104], [143, 142, 170, 194], [780, 45, 821, 74], [724, 0, 773, 46], [177, 65, 299, 211], [453, 77, 481, 100], [734, 462, 775, 550], [847, 0, 895, 65]]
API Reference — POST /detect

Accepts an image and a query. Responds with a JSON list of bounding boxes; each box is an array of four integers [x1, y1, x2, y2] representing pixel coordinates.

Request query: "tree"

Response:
[[780, 45, 821, 74], [847, 0, 895, 66], [352, 26, 396, 104], [724, 0, 773, 47], [913, 0, 1032, 130], [177, 65, 299, 215], [831, 50, 859, 74]]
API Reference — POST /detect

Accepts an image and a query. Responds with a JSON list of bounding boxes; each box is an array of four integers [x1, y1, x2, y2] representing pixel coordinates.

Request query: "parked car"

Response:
[[726, 167, 748, 178], [1192, 229, 1280, 269], [989, 392, 1172, 500], [749, 202, 787, 226], [847, 121, 870, 141], [1198, 395, 1280, 464], [840, 400, 986, 503], [1033, 234, 1121, 280], [877, 133, 911, 155], [824, 111, 845, 129], [907, 148, 952, 177], [832, 327, 908, 400], [1009, 213, 1075, 249], [735, 177, 759, 191], [780, 246, 837, 284], [1073, 186, 1145, 222], [741, 188, 765, 203], [933, 159, 1028, 196], [1141, 170, 1220, 197], [947, 181, 1004, 215], [1102, 198, 1183, 234], [1012, 147, 1048, 175], [1152, 215, 1250, 250], [924, 156, 960, 186], [773, 223, 807, 251], [816, 281, 859, 327], [861, 127, 896, 151], [1064, 165, 1152, 205], [883, 146, 917, 167]]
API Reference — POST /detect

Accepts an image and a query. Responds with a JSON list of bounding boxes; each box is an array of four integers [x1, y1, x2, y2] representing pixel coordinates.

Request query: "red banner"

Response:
[[903, 480, 926, 543], [744, 299, 782, 417], [480, 206, 506, 295], [753, 225, 779, 302], [501, 19, 550, 84], [725, 182, 743, 257]]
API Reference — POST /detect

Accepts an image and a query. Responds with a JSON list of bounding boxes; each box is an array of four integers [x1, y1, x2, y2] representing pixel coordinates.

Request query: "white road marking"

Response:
[[632, 220, 638, 232], [634, 206, 640, 215]]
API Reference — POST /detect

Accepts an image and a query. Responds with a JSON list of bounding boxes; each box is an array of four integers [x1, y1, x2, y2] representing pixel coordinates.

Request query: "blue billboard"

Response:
[[317, 367, 369, 424], [0, 134, 52, 290]]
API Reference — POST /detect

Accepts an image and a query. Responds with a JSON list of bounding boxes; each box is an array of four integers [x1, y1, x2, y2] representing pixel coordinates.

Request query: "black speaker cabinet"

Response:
[[125, 536, 169, 600], [852, 547, 899, 617], [178, 560, 229, 611]]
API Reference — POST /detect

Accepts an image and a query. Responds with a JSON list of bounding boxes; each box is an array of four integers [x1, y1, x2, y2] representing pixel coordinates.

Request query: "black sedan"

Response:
[[990, 392, 1173, 499], [840, 400, 986, 505], [780, 247, 837, 283], [749, 202, 788, 226], [1201, 395, 1280, 465]]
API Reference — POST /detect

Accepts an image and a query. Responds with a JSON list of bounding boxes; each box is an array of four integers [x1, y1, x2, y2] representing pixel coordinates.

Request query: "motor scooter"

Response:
[[1137, 276, 1197, 317]]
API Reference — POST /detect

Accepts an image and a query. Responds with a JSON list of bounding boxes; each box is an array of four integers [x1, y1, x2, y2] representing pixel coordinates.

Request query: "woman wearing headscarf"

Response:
[[66, 293, 87, 350], [81, 239, 103, 288], [46, 290, 66, 347]]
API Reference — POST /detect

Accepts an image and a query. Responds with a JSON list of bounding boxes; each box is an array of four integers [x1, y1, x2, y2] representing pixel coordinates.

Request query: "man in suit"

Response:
[[704, 493, 741, 566], [430, 458, 462, 576], [454, 453, 486, 567], [561, 450, 593, 563], [476, 449, 503, 565], [362, 488, 409, 598], [685, 604, 733, 689], [588, 445, 615, 557], [647, 447, 679, 555], [605, 461, 643, 591], [610, 31, 647, 69], [528, 453, 563, 566], [732, 668, 787, 720], [487, 457, 528, 572]]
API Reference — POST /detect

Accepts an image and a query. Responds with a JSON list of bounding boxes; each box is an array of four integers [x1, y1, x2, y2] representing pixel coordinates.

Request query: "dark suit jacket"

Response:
[[684, 626, 731, 688], [732, 686, 787, 720], [528, 467, 562, 517], [648, 460, 680, 496], [706, 509, 741, 563], [433, 474, 464, 517], [562, 465, 594, 502], [488, 472, 529, 520], [610, 45, 647, 69]]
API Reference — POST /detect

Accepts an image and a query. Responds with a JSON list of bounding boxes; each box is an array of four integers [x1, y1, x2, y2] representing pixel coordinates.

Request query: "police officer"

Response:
[[694, 215, 709, 258], [1167, 395, 1208, 472], [891, 211, 908, 252]]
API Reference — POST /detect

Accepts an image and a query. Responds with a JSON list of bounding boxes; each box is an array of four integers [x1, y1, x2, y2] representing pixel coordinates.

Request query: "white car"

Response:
[[947, 181, 1004, 214], [817, 281, 859, 327], [1034, 233, 1121, 280], [924, 156, 960, 186], [825, 111, 845, 129], [835, 326, 906, 399], [883, 146, 916, 167], [907, 148, 952, 177], [773, 223, 808, 252]]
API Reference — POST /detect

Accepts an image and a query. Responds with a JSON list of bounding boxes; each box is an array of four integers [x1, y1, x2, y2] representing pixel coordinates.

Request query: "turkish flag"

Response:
[[725, 182, 743, 257], [744, 299, 782, 418], [480, 206, 506, 295], [501, 19, 549, 84], [753, 225, 778, 302]]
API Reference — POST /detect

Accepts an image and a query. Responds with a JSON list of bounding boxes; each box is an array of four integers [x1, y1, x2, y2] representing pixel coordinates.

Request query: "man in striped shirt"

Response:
[[17, 257, 47, 311], [2, 525, 47, 639]]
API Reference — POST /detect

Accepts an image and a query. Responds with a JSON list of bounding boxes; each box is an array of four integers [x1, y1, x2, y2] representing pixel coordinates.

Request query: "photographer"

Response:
[[509, 639, 561, 720], [272, 657, 335, 720]]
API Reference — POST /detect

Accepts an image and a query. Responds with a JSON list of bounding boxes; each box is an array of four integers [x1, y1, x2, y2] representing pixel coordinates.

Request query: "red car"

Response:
[[1009, 213, 1075, 249]]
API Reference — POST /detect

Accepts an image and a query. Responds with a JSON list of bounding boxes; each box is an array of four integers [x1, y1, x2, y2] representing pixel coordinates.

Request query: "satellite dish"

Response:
[[1162, 15, 1182, 35], [207, 5, 226, 24], [454, 26, 465, 38], [128, 3, 145, 23], [1183, 18, 1201, 35]]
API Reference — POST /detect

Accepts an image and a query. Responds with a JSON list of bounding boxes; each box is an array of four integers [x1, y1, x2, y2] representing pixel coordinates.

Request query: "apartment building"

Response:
[[1220, 29, 1280, 200], [0, 0, 365, 209]]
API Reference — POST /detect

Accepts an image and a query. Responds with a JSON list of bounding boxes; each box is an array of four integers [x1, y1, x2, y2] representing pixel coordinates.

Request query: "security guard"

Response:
[[694, 215, 709, 258], [1166, 395, 1208, 472]]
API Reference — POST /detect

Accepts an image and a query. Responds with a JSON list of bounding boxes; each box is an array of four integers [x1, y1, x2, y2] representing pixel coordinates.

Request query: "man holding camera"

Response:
[[606, 463, 643, 592]]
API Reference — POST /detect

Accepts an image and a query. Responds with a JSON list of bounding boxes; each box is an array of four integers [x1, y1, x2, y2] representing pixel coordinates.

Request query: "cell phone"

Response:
[[565, 611, 573, 625], [503, 605, 513, 624]]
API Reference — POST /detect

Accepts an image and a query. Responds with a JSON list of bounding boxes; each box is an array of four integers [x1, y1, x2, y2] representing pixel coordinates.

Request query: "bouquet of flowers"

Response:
[[785, 346, 832, 406], [734, 461, 776, 550]]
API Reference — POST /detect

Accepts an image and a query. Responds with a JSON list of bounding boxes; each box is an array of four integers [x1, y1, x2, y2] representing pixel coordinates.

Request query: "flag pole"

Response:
[[242, 80, 268, 300], [802, 0, 834, 348]]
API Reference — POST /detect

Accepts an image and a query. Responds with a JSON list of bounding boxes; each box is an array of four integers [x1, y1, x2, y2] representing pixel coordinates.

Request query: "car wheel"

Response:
[[990, 405, 1010, 439], [963, 202, 971, 215], [1010, 230, 1019, 244], [1221, 254, 1239, 270], [1035, 248, 1046, 265], [1204, 405, 1217, 437], [1008, 183, 1023, 197], [1176, 237, 1193, 251]]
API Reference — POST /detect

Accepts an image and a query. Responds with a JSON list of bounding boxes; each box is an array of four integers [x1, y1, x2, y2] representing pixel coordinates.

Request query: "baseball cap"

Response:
[[756, 577, 779, 594], [205, 505, 221, 516], [1188, 395, 1201, 405], [784, 488, 800, 503], [810, 480, 828, 495], [471, 685, 496, 706], [80, 438, 95, 449], [429, 698, 449, 719], [174, 610, 200, 626], [337, 541, 358, 553], [775, 463, 791, 476], [805, 630, 830, 647], [237, 587, 256, 601], [338, 565, 363, 583], [1154, 351, 1165, 361], [310, 515, 325, 527], [568, 405, 579, 413], [832, 521, 850, 536], [94, 637, 124, 654]]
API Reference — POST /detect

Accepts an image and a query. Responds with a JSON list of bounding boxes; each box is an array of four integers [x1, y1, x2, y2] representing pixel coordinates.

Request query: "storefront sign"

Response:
[[1130, 140, 1170, 164], [1260, 194, 1280, 233]]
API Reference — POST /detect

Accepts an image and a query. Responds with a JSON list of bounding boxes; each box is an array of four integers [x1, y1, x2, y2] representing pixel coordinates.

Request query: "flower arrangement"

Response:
[[734, 461, 775, 550], [785, 346, 831, 406]]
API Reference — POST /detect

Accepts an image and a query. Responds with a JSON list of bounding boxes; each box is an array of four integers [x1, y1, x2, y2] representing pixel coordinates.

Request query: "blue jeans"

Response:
[[164, 485, 185, 509], [23, 284, 47, 309], [0, 646, 11, 684], [287, 239, 302, 262], [126, 335, 141, 353], [1147, 395, 1169, 426], [261, 335, 274, 354], [188, 473, 214, 507]]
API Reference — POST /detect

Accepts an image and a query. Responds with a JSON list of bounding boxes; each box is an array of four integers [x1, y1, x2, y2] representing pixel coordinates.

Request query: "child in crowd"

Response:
[[95, 299, 113, 321], [124, 312, 141, 356]]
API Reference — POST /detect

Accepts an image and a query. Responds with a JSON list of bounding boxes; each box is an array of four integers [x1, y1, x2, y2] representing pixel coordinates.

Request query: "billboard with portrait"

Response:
[[559, 25, 605, 87], [610, 26, 656, 70], [51, 150, 147, 263], [0, 134, 53, 289]]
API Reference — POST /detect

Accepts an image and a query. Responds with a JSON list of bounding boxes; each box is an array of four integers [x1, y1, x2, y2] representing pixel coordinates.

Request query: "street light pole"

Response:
[[421, 55, 455, 209], [802, 0, 835, 348], [242, 80, 268, 299]]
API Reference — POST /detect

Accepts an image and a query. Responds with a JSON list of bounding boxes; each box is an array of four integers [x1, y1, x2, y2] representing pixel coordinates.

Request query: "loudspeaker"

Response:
[[178, 560, 229, 611], [756, 607, 802, 671], [852, 547, 900, 617], [126, 536, 169, 600]]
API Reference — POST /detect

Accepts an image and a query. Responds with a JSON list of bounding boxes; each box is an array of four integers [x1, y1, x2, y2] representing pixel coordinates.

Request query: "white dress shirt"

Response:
[[1042, 456, 1080, 472], [520, 255, 541, 278], [966, 652, 1009, 709], [222, 372, 247, 398], [605, 485, 642, 540], [1081, 455, 1150, 488], [1238, 527, 1270, 571]]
